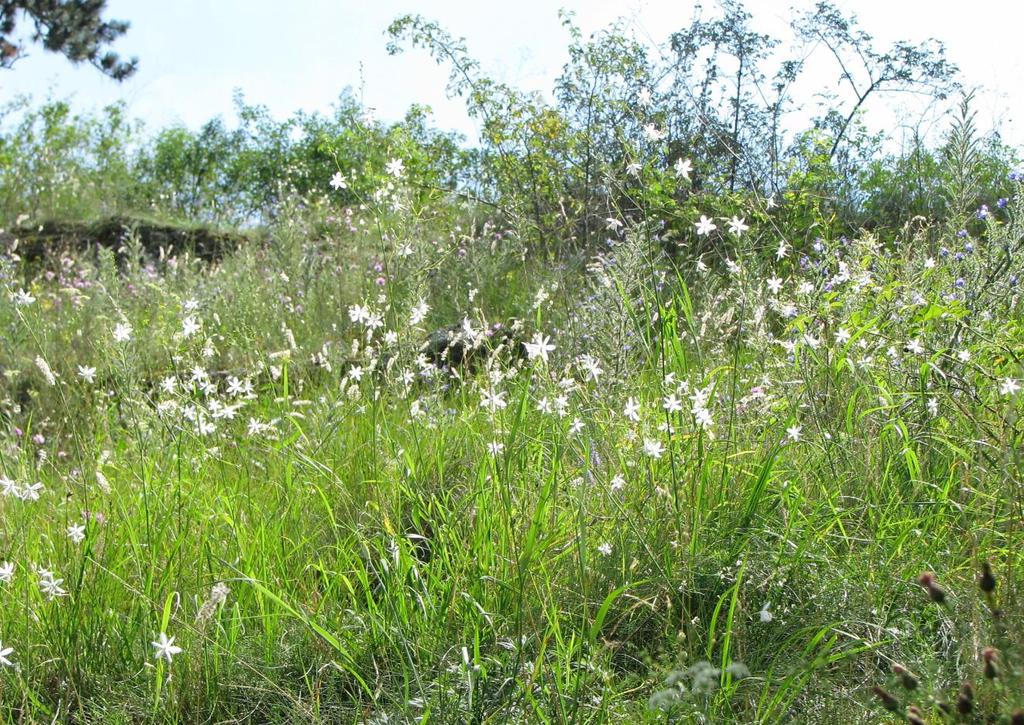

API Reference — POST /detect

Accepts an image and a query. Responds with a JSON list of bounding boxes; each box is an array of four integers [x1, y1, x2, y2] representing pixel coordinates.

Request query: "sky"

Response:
[[2, 0, 1023, 149]]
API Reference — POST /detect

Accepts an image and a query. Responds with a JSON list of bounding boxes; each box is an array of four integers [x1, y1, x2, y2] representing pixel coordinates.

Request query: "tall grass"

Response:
[[0, 136, 1022, 724]]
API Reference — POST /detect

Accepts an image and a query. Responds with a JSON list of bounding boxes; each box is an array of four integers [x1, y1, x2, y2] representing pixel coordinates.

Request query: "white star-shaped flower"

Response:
[[152, 632, 182, 663], [695, 215, 717, 236]]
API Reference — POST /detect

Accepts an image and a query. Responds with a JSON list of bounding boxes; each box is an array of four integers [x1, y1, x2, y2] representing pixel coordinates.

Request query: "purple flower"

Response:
[[964, 242, 974, 253], [998, 198, 1009, 209], [955, 278, 966, 289], [976, 205, 990, 220], [957, 229, 968, 238], [940, 247, 950, 257]]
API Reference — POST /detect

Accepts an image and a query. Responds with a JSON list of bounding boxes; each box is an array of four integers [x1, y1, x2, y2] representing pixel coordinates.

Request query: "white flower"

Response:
[[330, 171, 347, 190], [487, 441, 505, 456], [2, 477, 19, 498], [785, 425, 802, 443], [39, 575, 67, 600], [924, 257, 936, 269], [1000, 378, 1020, 397], [905, 339, 924, 355], [77, 365, 97, 383], [0, 561, 13, 583], [151, 632, 182, 663], [67, 524, 86, 544], [181, 316, 201, 339], [348, 304, 370, 324], [695, 215, 717, 236], [642, 123, 665, 142], [766, 277, 783, 295], [480, 389, 507, 413], [12, 288, 35, 305], [610, 474, 626, 491], [957, 350, 971, 363], [637, 87, 652, 106], [759, 602, 773, 623], [643, 438, 665, 459], [21, 481, 43, 501], [626, 161, 642, 176], [605, 217, 624, 231], [835, 328, 851, 345], [0, 640, 14, 668], [113, 322, 133, 343], [409, 299, 429, 326], [577, 354, 603, 381], [775, 240, 789, 260], [597, 542, 613, 556], [727, 216, 749, 236], [524, 333, 555, 364], [386, 158, 405, 177], [569, 418, 584, 435], [623, 397, 641, 422], [674, 158, 692, 181], [662, 393, 683, 414], [927, 398, 939, 416]]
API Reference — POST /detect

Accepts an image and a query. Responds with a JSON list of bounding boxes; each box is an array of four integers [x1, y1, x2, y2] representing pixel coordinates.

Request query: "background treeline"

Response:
[[0, 1, 1019, 246]]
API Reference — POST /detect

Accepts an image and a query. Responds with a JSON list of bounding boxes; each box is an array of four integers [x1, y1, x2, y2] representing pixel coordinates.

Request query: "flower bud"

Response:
[[891, 663, 918, 690], [906, 706, 926, 725], [918, 571, 946, 604], [871, 685, 900, 713], [957, 682, 974, 715], [979, 561, 997, 593], [982, 647, 999, 679]]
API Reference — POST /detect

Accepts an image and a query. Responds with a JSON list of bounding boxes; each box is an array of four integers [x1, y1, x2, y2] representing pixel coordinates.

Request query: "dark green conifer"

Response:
[[1, 1, 136, 79]]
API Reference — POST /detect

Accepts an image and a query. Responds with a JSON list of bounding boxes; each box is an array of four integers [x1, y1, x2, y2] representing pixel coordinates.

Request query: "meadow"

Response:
[[1, 4, 1024, 723]]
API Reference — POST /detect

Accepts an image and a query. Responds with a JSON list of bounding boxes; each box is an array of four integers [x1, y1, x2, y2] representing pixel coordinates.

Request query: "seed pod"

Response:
[[891, 663, 919, 690], [872, 685, 900, 713], [906, 707, 926, 725], [917, 571, 946, 604], [979, 561, 997, 593], [982, 647, 999, 679], [957, 682, 974, 715]]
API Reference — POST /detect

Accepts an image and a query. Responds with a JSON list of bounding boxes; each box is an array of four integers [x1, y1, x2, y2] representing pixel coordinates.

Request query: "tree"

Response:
[[1, 0, 136, 80]]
